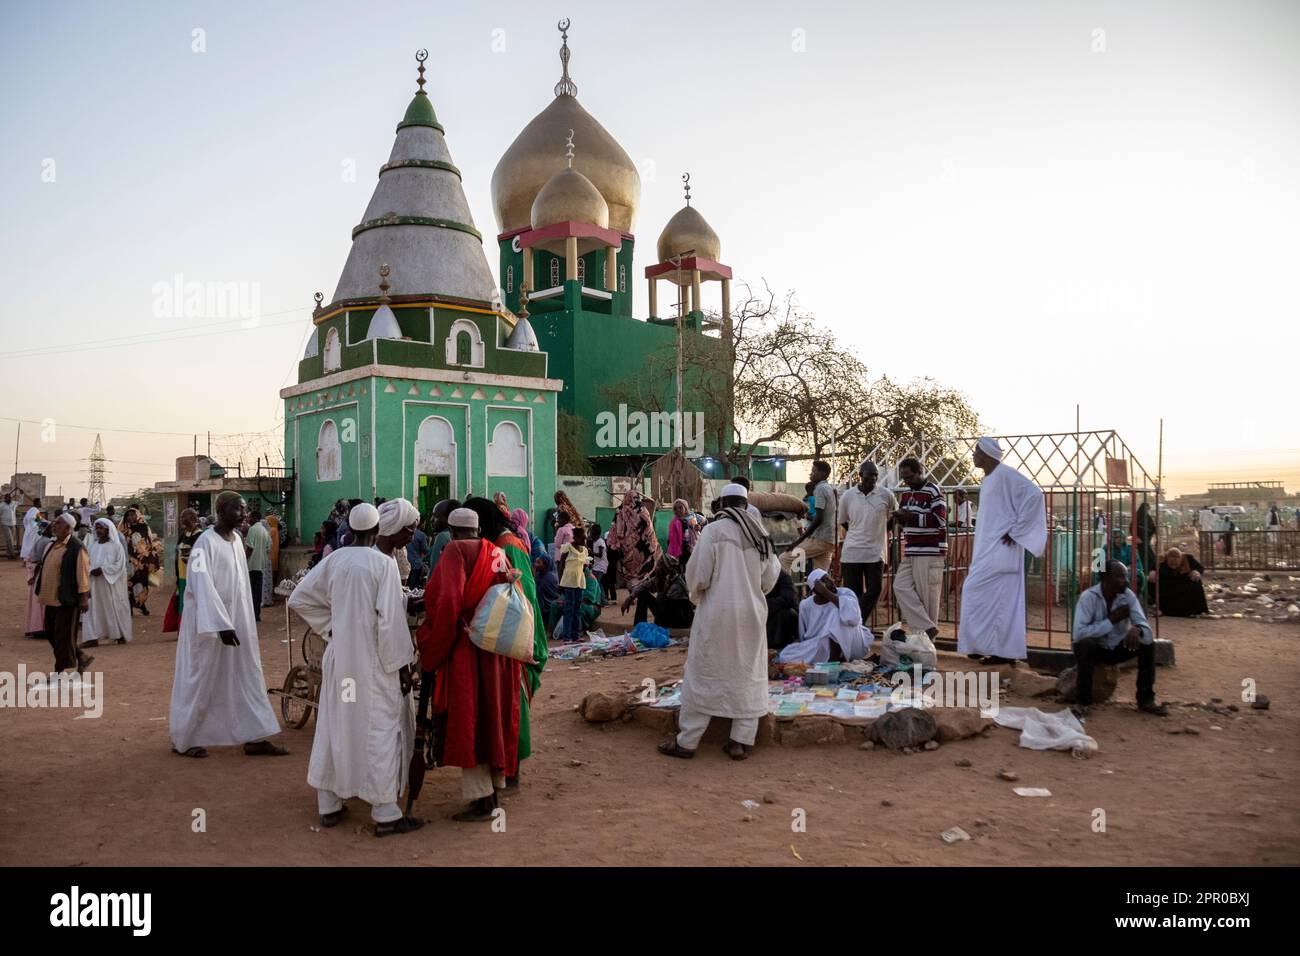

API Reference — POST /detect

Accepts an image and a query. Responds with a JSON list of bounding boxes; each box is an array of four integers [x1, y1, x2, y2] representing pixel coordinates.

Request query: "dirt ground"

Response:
[[1, 556, 1297, 867]]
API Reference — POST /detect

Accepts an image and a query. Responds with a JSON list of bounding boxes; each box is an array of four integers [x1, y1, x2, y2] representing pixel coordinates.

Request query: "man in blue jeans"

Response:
[[557, 525, 590, 642]]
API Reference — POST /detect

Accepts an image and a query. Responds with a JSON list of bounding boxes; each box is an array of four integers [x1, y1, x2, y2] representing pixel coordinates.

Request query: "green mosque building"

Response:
[[282, 27, 784, 539]]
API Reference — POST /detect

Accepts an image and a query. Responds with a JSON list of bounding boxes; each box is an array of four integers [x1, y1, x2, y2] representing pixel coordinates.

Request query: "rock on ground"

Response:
[[1057, 664, 1118, 704], [580, 691, 630, 722], [932, 707, 993, 742], [871, 709, 938, 750]]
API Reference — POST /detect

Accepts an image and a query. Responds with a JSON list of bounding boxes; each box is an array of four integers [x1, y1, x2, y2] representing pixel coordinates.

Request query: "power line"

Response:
[[0, 416, 281, 439], [0, 309, 309, 361]]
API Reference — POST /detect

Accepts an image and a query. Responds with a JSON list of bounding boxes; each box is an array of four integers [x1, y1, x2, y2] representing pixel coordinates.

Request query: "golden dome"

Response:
[[656, 205, 721, 263], [531, 166, 609, 230], [492, 93, 640, 234]]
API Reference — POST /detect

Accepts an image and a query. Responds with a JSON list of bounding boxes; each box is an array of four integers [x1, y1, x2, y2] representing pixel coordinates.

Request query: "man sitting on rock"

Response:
[[1070, 560, 1167, 718]]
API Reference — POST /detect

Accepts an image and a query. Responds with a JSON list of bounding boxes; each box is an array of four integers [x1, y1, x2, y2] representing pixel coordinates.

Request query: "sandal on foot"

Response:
[[172, 746, 209, 758], [451, 797, 498, 822], [321, 806, 348, 828], [244, 740, 290, 756], [374, 815, 424, 837], [657, 740, 695, 759], [723, 742, 751, 761]]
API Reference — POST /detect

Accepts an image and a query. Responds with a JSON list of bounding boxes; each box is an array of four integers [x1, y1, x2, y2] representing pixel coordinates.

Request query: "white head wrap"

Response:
[[55, 512, 77, 531], [448, 507, 479, 529], [347, 502, 380, 532], [90, 517, 127, 582], [378, 498, 419, 535], [807, 568, 829, 589], [720, 483, 749, 500], [976, 436, 1004, 461]]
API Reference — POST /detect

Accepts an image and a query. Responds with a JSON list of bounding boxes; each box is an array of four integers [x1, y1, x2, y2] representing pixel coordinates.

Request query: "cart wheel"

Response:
[[302, 626, 328, 667], [280, 665, 314, 729]]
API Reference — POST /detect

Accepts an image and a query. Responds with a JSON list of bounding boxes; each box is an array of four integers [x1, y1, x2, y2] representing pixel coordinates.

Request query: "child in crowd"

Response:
[[558, 526, 591, 642]]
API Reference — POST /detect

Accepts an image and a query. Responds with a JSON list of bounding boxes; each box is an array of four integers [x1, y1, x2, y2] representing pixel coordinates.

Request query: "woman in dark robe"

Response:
[[1154, 547, 1209, 617]]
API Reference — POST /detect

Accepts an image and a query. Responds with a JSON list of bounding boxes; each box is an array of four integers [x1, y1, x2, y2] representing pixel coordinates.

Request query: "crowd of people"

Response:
[[8, 438, 1229, 834]]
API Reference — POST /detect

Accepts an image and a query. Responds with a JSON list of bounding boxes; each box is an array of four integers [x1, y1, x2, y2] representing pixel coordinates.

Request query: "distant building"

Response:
[[3, 472, 47, 506], [1172, 480, 1297, 510]]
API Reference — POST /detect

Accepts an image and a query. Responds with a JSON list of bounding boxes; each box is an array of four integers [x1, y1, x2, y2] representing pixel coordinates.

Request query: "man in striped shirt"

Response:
[[890, 458, 946, 639]]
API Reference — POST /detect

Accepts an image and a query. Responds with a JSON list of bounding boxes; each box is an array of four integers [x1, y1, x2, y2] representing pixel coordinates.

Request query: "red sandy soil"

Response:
[[0, 557, 1296, 867]]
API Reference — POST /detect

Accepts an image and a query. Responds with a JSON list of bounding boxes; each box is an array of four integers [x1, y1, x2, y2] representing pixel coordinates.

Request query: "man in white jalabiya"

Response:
[[83, 518, 133, 647], [19, 497, 43, 562], [957, 437, 1048, 664], [288, 501, 423, 836], [659, 483, 780, 762], [169, 491, 286, 759], [776, 569, 873, 665]]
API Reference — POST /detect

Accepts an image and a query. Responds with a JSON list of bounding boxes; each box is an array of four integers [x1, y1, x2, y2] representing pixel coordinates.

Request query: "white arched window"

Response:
[[487, 421, 527, 477], [619, 263, 626, 293], [414, 416, 457, 496], [549, 256, 560, 287], [444, 318, 485, 367], [316, 419, 341, 481], [323, 327, 342, 372], [576, 257, 586, 285], [505, 264, 514, 293]]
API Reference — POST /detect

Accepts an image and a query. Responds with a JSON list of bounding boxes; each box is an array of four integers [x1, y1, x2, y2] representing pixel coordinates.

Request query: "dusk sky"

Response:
[[2, 0, 1296, 500]]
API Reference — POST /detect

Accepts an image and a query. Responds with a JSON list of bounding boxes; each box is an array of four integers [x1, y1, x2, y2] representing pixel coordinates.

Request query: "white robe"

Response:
[[85, 524, 133, 642], [958, 462, 1047, 658], [777, 588, 873, 664], [169, 528, 280, 751], [289, 547, 415, 807], [681, 517, 781, 719], [19, 506, 39, 561]]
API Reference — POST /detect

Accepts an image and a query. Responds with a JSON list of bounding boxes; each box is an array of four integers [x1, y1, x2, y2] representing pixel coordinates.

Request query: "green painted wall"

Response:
[[285, 375, 555, 538]]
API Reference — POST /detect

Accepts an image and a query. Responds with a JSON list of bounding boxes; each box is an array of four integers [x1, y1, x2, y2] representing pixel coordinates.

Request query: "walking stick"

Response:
[[405, 670, 434, 815]]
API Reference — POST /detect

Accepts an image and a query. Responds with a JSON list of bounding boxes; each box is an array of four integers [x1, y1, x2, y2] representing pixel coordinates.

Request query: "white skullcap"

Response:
[[807, 568, 829, 588], [348, 502, 379, 532], [720, 483, 749, 499], [976, 436, 1004, 461], [55, 512, 77, 530], [378, 498, 419, 535], [448, 507, 479, 529]]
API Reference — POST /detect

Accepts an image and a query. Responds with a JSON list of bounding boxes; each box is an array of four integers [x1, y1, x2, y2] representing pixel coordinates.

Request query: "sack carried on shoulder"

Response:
[[468, 581, 536, 663]]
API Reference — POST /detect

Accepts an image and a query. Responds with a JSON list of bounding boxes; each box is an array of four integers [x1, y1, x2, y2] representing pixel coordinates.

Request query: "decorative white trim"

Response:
[[281, 364, 562, 399], [529, 286, 563, 300], [486, 404, 534, 518], [445, 317, 486, 368]]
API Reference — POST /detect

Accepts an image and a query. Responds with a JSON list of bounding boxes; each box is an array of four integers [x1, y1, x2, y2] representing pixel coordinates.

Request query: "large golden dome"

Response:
[[493, 94, 640, 235], [657, 205, 721, 263]]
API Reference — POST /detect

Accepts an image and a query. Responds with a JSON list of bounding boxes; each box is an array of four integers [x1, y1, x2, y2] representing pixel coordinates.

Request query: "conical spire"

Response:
[[331, 51, 497, 306]]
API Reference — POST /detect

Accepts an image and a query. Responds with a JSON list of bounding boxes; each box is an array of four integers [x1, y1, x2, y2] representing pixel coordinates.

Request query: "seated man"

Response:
[[1071, 560, 1168, 717], [621, 554, 694, 629], [776, 569, 873, 665], [765, 569, 799, 650]]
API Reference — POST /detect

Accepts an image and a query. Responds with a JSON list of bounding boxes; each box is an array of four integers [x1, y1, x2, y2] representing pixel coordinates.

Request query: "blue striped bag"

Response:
[[467, 581, 536, 663]]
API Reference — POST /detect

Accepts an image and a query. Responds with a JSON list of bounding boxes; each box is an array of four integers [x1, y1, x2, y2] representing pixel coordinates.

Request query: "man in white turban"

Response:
[[84, 517, 133, 646], [958, 437, 1048, 663], [776, 569, 873, 665], [376, 498, 420, 583], [660, 483, 780, 761], [289, 495, 420, 835]]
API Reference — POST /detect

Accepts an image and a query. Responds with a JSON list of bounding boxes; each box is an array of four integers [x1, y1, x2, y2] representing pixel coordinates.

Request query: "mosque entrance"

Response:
[[417, 474, 450, 517]]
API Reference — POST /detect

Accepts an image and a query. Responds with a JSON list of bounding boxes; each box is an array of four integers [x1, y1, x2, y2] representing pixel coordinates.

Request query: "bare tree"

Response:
[[596, 283, 981, 478]]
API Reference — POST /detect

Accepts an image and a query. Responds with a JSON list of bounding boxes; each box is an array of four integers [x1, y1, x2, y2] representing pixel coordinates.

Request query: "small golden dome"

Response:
[[493, 95, 640, 234], [657, 205, 721, 263], [531, 166, 609, 230]]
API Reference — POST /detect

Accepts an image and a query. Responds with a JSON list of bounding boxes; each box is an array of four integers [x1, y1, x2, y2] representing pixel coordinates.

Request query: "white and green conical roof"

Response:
[[330, 60, 498, 307]]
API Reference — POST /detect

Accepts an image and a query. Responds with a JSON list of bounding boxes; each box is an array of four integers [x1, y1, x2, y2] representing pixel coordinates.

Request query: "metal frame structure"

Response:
[[857, 430, 1161, 650]]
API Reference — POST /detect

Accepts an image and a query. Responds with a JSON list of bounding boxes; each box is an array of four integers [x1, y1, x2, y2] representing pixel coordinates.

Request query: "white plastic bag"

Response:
[[879, 624, 938, 669], [994, 706, 1098, 754]]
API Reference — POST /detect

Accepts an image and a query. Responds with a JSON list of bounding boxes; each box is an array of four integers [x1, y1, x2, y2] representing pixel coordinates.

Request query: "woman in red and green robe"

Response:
[[464, 498, 549, 778]]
